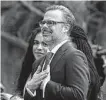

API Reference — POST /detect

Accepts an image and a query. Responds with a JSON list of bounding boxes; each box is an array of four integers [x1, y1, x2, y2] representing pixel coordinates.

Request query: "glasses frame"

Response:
[[39, 20, 67, 27]]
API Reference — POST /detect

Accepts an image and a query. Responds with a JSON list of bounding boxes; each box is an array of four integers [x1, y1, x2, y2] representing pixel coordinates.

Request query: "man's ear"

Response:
[[62, 24, 70, 33]]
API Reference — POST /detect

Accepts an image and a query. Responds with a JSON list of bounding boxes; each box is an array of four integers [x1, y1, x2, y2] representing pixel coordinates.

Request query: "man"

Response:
[[24, 5, 90, 100]]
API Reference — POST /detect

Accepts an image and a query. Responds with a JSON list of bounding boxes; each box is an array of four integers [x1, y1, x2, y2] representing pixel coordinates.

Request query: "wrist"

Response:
[[26, 84, 35, 93], [10, 95, 21, 100]]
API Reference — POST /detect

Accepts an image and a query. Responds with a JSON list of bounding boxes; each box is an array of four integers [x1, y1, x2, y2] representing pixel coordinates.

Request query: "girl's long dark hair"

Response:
[[16, 28, 41, 96], [71, 25, 100, 100]]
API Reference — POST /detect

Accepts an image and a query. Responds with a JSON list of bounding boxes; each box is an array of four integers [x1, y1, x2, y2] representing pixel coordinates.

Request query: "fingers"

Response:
[[30, 66, 50, 89], [32, 72, 48, 83], [35, 65, 42, 74], [33, 69, 48, 77], [37, 74, 48, 81], [27, 79, 43, 90], [35, 64, 50, 74], [43, 65, 50, 73], [27, 73, 48, 90]]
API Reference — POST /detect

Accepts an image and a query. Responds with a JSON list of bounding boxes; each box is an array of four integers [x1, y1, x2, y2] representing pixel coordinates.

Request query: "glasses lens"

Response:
[[39, 20, 65, 27], [47, 21, 56, 26], [39, 20, 54, 27]]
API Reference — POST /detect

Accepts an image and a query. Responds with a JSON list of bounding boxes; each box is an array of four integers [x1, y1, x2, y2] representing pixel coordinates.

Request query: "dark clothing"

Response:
[[24, 41, 90, 100], [94, 57, 105, 85]]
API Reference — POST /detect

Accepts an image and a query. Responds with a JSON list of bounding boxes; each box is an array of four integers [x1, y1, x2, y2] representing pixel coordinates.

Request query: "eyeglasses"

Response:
[[39, 20, 66, 27]]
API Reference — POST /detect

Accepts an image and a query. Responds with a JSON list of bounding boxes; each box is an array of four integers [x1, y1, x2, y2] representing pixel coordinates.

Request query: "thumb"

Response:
[[36, 65, 42, 74]]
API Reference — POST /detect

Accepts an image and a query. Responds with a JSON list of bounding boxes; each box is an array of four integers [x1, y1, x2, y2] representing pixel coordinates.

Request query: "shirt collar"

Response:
[[51, 40, 69, 54]]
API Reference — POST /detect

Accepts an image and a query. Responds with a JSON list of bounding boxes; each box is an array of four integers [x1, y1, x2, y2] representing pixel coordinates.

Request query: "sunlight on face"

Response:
[[42, 10, 66, 45]]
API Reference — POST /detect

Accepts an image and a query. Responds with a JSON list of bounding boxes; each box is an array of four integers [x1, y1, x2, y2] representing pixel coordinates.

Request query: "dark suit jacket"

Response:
[[24, 41, 90, 100]]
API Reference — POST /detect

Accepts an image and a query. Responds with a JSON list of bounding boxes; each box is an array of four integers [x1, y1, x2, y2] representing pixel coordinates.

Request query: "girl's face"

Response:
[[33, 32, 48, 60]]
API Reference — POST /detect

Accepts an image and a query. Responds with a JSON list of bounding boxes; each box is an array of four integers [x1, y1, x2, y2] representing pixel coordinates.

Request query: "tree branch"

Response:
[[1, 31, 28, 50], [20, 1, 44, 16]]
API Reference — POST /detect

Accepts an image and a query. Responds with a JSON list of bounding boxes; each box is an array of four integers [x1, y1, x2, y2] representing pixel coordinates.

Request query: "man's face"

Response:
[[40, 10, 66, 45]]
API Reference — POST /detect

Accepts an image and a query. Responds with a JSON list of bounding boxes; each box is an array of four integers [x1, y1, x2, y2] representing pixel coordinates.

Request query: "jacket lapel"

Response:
[[50, 41, 71, 72]]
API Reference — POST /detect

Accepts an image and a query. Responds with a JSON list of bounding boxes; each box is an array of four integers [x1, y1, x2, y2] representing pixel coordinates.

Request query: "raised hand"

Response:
[[26, 65, 49, 92]]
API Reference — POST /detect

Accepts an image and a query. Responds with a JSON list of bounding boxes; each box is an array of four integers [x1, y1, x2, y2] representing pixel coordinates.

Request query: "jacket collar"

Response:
[[50, 41, 73, 71]]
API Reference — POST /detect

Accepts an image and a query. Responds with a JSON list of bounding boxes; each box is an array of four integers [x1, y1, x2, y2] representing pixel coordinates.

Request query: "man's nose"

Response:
[[42, 23, 48, 28]]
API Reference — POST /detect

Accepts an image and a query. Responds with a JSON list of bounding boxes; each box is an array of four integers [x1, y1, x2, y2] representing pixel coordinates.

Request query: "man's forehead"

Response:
[[44, 10, 64, 21]]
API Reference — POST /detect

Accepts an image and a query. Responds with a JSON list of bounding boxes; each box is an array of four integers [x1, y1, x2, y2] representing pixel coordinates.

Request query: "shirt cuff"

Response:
[[26, 87, 36, 97]]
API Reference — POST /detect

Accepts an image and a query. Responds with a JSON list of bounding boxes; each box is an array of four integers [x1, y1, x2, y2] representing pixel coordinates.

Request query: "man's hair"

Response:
[[46, 5, 75, 31]]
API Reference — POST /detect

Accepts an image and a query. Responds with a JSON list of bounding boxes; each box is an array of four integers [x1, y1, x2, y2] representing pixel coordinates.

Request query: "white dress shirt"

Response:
[[51, 40, 69, 54]]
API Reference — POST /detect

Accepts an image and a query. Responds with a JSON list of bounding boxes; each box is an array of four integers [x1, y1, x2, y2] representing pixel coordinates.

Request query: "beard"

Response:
[[42, 27, 53, 44], [43, 35, 53, 45]]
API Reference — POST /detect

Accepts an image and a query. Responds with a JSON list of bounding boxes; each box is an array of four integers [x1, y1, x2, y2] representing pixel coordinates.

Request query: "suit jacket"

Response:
[[24, 41, 90, 100]]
